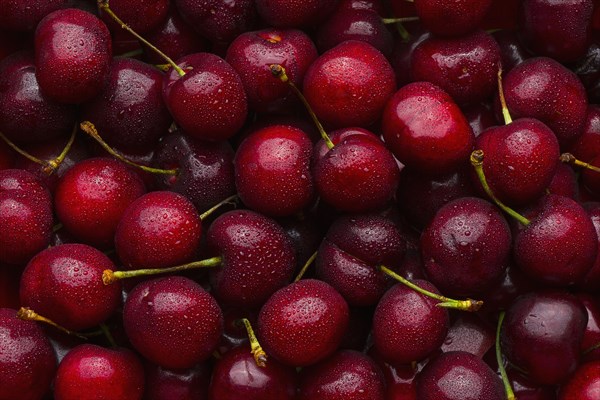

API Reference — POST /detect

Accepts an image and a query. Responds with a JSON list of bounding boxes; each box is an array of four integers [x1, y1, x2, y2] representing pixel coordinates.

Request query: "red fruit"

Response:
[[414, 0, 493, 37], [100, 0, 169, 34], [255, 0, 339, 28], [144, 361, 211, 400], [570, 105, 600, 163], [558, 360, 600, 399], [0, 0, 71, 32]]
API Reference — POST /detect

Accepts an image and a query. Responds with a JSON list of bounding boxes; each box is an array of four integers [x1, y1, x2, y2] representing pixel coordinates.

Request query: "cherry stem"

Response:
[[378, 265, 483, 312], [97, 0, 185, 77], [44, 124, 78, 175], [17, 307, 87, 340], [497, 68, 513, 125], [294, 251, 318, 282], [102, 256, 223, 285], [80, 121, 178, 176], [100, 323, 117, 348], [584, 340, 600, 355], [560, 152, 600, 173], [199, 194, 238, 221], [496, 311, 516, 400], [240, 318, 267, 367], [118, 48, 143, 58], [269, 64, 334, 150], [470, 150, 531, 226], [381, 16, 420, 24]]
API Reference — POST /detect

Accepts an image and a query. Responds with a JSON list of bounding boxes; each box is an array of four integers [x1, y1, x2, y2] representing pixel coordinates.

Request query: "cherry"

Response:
[[519, 0, 594, 63], [81, 57, 172, 151], [163, 53, 248, 142], [411, 30, 501, 105], [421, 197, 511, 297], [302, 40, 396, 129], [257, 279, 349, 367], [20, 243, 121, 331], [54, 158, 146, 248], [414, 0, 493, 37], [581, 202, 600, 292], [234, 124, 315, 217], [570, 105, 600, 164], [205, 210, 296, 308], [0, 308, 56, 400], [391, 26, 430, 88], [277, 212, 324, 273], [440, 314, 495, 358], [506, 370, 556, 400], [416, 351, 504, 400], [0, 0, 71, 32], [115, 191, 202, 270], [462, 102, 497, 137], [558, 360, 600, 399], [34, 8, 112, 104], [298, 350, 385, 400], [99, 0, 169, 34], [53, 344, 145, 400], [0, 51, 76, 145], [547, 162, 578, 199], [0, 169, 53, 265], [480, 262, 538, 313], [372, 280, 449, 364], [123, 276, 223, 369], [208, 345, 297, 400], [501, 291, 587, 385], [492, 29, 530, 73], [144, 361, 211, 400], [255, 0, 339, 28], [382, 81, 475, 174], [578, 293, 600, 361], [225, 28, 318, 113], [337, 0, 385, 14], [368, 348, 419, 399]]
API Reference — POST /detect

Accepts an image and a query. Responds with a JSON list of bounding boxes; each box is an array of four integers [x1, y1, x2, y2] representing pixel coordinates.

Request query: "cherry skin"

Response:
[[20, 243, 121, 331], [123, 276, 223, 369], [373, 280, 449, 365], [558, 360, 600, 399], [416, 351, 504, 400], [0, 308, 57, 400], [0, 169, 53, 265], [115, 191, 202, 270], [225, 28, 318, 113], [492, 29, 530, 73], [411, 30, 501, 105], [501, 291, 588, 386], [0, 0, 71, 32], [206, 210, 296, 308], [391, 27, 431, 88], [257, 279, 349, 367], [440, 313, 495, 358], [144, 361, 211, 400], [208, 345, 297, 400], [578, 293, 600, 362], [235, 125, 315, 217], [581, 202, 600, 292], [54, 158, 146, 248], [303, 40, 396, 129], [0, 51, 76, 144], [163, 53, 248, 142], [255, 0, 339, 28], [414, 0, 493, 37], [81, 57, 172, 151], [421, 197, 511, 297], [462, 102, 497, 137], [298, 350, 385, 400], [54, 344, 145, 400], [382, 82, 475, 174], [100, 0, 169, 34], [34, 8, 112, 104], [569, 105, 600, 163], [547, 162, 578, 199]]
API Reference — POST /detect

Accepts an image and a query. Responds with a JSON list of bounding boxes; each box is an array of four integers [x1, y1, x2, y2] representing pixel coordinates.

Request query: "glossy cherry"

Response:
[[414, 0, 493, 37], [570, 105, 600, 163], [100, 0, 169, 34], [558, 360, 600, 399], [144, 361, 211, 400], [581, 202, 600, 292], [492, 29, 530, 73]]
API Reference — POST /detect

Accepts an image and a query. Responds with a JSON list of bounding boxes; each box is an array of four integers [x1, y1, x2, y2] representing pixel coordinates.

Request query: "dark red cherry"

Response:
[[225, 28, 318, 113], [54, 344, 145, 400], [501, 291, 587, 386], [416, 351, 504, 400], [368, 347, 419, 399], [581, 202, 600, 292], [0, 169, 53, 265], [115, 191, 202, 270], [578, 294, 600, 361], [0, 140, 15, 170], [462, 102, 497, 137], [123, 276, 223, 369], [152, 132, 236, 212], [382, 82, 475, 174], [502, 57, 588, 149], [514, 195, 597, 286], [440, 314, 495, 358], [474, 118, 559, 206], [163, 53, 248, 142], [0, 51, 76, 144], [391, 26, 430, 87], [20, 244, 121, 331], [411, 30, 501, 105], [277, 212, 325, 272], [506, 370, 556, 400], [337, 0, 385, 14], [570, 105, 600, 163], [480, 262, 538, 313], [373, 280, 449, 364], [0, 0, 71, 32], [34, 8, 112, 104], [547, 162, 578, 199], [0, 263, 20, 309], [0, 308, 56, 400], [81, 57, 172, 151], [206, 210, 296, 308], [421, 197, 511, 297], [298, 350, 385, 400], [257, 279, 349, 367], [100, 0, 169, 34], [492, 29, 530, 73], [144, 361, 211, 400], [414, 0, 493, 37], [235, 125, 315, 217], [208, 345, 297, 400], [303, 40, 396, 129], [255, 0, 339, 28], [54, 158, 146, 248], [519, 0, 594, 63], [581, 155, 600, 197], [558, 360, 600, 399]]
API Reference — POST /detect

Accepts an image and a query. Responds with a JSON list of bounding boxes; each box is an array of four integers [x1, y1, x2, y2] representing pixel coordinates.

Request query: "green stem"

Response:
[[381, 16, 420, 24], [42, 124, 77, 175], [100, 323, 117, 348], [0, 131, 47, 168], [378, 265, 483, 312], [269, 64, 334, 150], [294, 251, 318, 282], [240, 318, 267, 367], [199, 195, 238, 220], [496, 312, 516, 400], [470, 150, 530, 226], [497, 68, 513, 125], [17, 307, 87, 340], [102, 257, 223, 285], [560, 152, 600, 173]]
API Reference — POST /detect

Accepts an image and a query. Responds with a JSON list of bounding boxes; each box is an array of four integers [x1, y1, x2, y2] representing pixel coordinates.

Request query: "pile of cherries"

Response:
[[3, 0, 600, 399]]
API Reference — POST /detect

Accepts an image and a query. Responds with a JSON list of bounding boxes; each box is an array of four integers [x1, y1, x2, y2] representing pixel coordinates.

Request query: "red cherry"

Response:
[[414, 0, 493, 37]]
